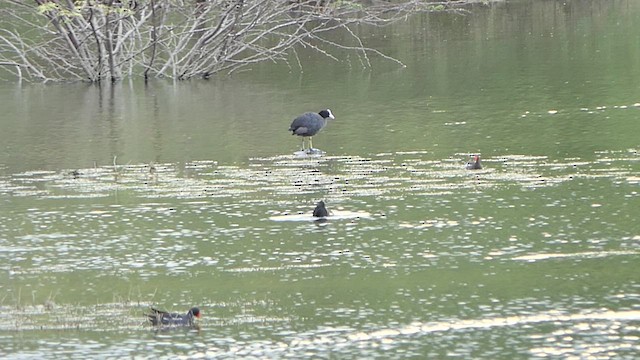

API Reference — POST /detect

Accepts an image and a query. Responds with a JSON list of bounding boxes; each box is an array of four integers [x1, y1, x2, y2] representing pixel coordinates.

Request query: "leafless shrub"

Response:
[[0, 0, 468, 82]]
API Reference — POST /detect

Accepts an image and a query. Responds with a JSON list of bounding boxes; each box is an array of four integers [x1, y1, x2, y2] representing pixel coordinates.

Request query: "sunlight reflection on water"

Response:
[[1, 149, 638, 358]]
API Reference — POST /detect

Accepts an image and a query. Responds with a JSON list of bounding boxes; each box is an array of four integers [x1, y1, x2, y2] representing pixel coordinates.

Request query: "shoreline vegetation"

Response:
[[0, 0, 484, 83]]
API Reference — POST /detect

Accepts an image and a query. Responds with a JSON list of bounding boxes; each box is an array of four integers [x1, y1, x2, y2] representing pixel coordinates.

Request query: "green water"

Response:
[[1, 0, 639, 358]]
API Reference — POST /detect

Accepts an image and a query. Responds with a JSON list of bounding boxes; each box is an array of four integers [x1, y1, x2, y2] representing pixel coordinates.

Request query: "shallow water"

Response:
[[1, 0, 640, 358]]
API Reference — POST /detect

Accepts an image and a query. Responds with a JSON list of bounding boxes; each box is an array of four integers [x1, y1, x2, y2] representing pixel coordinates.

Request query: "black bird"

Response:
[[313, 200, 329, 217], [466, 155, 482, 170], [289, 109, 335, 152], [147, 307, 201, 327]]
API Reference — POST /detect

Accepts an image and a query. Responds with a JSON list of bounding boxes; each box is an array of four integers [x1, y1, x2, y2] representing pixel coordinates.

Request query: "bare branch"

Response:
[[0, 0, 469, 82]]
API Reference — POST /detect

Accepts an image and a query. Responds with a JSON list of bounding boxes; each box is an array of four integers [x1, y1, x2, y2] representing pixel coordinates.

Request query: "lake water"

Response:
[[1, 0, 639, 358]]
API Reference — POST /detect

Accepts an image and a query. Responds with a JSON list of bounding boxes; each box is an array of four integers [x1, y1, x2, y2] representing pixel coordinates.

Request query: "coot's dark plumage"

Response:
[[466, 155, 482, 170], [313, 200, 329, 217], [147, 307, 201, 327], [289, 109, 335, 151]]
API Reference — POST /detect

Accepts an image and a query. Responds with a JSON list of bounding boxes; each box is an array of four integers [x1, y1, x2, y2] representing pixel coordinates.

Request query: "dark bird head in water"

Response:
[[313, 200, 329, 218]]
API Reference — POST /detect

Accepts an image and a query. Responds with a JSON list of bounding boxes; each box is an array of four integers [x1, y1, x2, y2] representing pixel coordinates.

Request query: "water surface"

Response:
[[1, 0, 639, 358]]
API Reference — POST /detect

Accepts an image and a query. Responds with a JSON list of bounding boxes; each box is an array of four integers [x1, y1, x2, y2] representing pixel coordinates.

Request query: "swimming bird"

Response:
[[147, 307, 201, 327], [466, 155, 482, 170], [289, 109, 335, 152], [313, 200, 329, 217]]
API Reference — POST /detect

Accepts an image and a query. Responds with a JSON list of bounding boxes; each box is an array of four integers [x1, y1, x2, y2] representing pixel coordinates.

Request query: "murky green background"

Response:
[[1, 0, 639, 358]]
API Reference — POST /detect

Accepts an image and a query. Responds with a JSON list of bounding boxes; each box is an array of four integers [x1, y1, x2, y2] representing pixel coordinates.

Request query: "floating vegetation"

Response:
[[0, 150, 637, 201], [0, 302, 152, 332], [269, 210, 371, 222], [225, 263, 332, 273], [398, 218, 460, 229]]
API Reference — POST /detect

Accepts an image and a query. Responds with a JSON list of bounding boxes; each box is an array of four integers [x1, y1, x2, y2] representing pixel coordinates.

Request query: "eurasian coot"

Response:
[[289, 109, 335, 152]]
